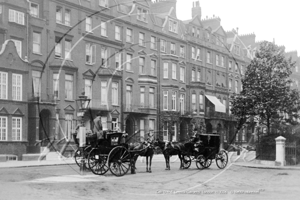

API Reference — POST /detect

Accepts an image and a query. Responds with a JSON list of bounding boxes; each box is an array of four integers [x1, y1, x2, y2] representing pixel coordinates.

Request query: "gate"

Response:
[[285, 142, 297, 166]]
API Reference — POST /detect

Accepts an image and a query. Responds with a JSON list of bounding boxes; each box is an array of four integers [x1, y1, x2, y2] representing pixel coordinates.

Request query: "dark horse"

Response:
[[130, 141, 154, 173], [154, 139, 195, 170]]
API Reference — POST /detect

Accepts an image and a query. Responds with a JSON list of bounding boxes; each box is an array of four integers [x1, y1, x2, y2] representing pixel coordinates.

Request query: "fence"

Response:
[[285, 141, 298, 166], [255, 143, 275, 161]]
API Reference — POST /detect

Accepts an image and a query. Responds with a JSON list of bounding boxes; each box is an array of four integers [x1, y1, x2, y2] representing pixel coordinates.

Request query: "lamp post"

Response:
[[76, 92, 90, 174]]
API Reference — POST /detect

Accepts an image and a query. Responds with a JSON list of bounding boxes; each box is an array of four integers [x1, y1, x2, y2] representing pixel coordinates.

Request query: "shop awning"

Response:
[[205, 95, 226, 113]]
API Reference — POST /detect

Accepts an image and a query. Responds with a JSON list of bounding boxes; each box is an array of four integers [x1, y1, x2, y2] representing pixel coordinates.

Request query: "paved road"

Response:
[[0, 158, 300, 200]]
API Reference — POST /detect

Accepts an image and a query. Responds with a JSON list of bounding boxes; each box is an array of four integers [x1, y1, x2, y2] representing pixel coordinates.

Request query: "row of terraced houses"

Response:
[[0, 0, 299, 159]]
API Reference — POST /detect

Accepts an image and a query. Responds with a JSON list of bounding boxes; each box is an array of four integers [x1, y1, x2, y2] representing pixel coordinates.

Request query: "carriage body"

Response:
[[198, 134, 220, 159]]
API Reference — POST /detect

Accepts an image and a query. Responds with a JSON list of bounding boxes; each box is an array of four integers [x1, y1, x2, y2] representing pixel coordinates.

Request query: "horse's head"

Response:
[[153, 138, 165, 150]]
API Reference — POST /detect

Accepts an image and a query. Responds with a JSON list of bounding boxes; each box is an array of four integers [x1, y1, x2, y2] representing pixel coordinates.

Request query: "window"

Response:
[[11, 39, 22, 57], [163, 91, 168, 110], [192, 70, 195, 82], [0, 117, 7, 141], [221, 56, 224, 67], [30, 2, 39, 18], [11, 117, 22, 141], [191, 47, 195, 59], [140, 87, 145, 107], [197, 28, 200, 38], [160, 39, 166, 52], [9, 9, 25, 25], [172, 63, 176, 79], [149, 119, 155, 137], [101, 81, 107, 105], [86, 17, 92, 32], [65, 9, 71, 26], [180, 46, 185, 58], [163, 121, 169, 141], [150, 36, 156, 49], [115, 26, 121, 40], [126, 28, 133, 43], [55, 36, 62, 57], [170, 43, 176, 55], [65, 114, 74, 140], [32, 71, 41, 97], [199, 94, 204, 111], [139, 32, 145, 46], [137, 7, 148, 22], [140, 119, 145, 141], [196, 48, 201, 60], [53, 73, 59, 98], [229, 61, 232, 71], [172, 91, 177, 111], [126, 85, 132, 110], [149, 87, 154, 108], [99, 0, 108, 7], [65, 40, 72, 60], [139, 57, 145, 74], [197, 71, 201, 82], [0, 72, 8, 99], [169, 19, 178, 33], [115, 51, 121, 69], [112, 118, 119, 131], [180, 66, 185, 82], [56, 7, 62, 23], [234, 45, 240, 55], [229, 79, 232, 90], [101, 47, 108, 67], [163, 63, 168, 78], [112, 82, 118, 105], [179, 94, 185, 115], [151, 60, 156, 76], [216, 55, 219, 66], [33, 32, 41, 54], [85, 79, 92, 106], [101, 21, 107, 36], [126, 54, 132, 71], [172, 122, 177, 142], [86, 43, 96, 64], [192, 93, 196, 113], [65, 74, 73, 100], [206, 32, 210, 41], [192, 27, 195, 36], [12, 74, 22, 101], [235, 80, 238, 93], [206, 51, 211, 63], [101, 117, 108, 130]]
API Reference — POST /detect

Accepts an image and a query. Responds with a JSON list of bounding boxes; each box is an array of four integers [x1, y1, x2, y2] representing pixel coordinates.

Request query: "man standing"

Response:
[[93, 112, 103, 139]]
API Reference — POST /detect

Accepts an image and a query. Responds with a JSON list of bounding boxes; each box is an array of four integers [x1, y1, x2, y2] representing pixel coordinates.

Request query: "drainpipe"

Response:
[[26, 0, 31, 60], [157, 38, 161, 140]]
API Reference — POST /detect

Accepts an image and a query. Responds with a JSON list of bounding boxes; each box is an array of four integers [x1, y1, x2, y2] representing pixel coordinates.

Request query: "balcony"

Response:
[[124, 104, 156, 115], [205, 110, 228, 119], [89, 99, 119, 111], [28, 93, 56, 103]]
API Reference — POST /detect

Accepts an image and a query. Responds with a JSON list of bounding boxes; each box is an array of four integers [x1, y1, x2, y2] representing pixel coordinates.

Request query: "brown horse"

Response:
[[129, 141, 154, 173]]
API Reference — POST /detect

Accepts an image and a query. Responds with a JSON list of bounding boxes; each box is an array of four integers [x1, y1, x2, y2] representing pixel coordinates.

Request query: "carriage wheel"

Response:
[[182, 155, 191, 169], [108, 146, 131, 177], [88, 148, 109, 175], [196, 155, 205, 169], [215, 150, 228, 169], [74, 148, 83, 167]]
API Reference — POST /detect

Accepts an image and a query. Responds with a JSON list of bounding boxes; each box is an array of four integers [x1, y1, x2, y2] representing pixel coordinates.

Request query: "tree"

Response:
[[231, 41, 300, 135]]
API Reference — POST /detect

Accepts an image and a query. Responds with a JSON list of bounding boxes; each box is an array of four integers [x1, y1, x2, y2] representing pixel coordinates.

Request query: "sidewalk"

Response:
[[0, 151, 299, 170]]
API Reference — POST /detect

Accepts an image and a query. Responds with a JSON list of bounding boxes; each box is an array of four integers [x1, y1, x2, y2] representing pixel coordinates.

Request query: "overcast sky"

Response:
[[176, 0, 300, 54]]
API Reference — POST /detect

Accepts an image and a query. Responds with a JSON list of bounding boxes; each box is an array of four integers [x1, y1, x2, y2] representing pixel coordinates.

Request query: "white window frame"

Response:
[[53, 73, 59, 99], [172, 122, 177, 142], [180, 46, 185, 58], [179, 94, 185, 115], [126, 53, 132, 71], [160, 39, 166, 52], [169, 19, 178, 33], [56, 7, 62, 24], [12, 117, 22, 141], [126, 28, 133, 43], [85, 79, 92, 106], [163, 63, 168, 78], [221, 56, 224, 67], [101, 21, 107, 37], [115, 25, 121, 41], [86, 43, 96, 65], [192, 93, 196, 113], [137, 7, 148, 22], [163, 91, 168, 110], [112, 82, 118, 105], [149, 119, 155, 136], [86, 16, 92, 32], [0, 116, 7, 141], [139, 57, 145, 74], [191, 47, 195, 59], [199, 94, 204, 111], [101, 47, 108, 68], [55, 37, 62, 58], [65, 114, 74, 140], [64, 9, 71, 26], [163, 122, 169, 141], [172, 63, 177, 79], [216, 54, 219, 66], [126, 85, 132, 110], [101, 81, 107, 105], [170, 43, 176, 55], [115, 51, 121, 69], [12, 73, 22, 101], [140, 119, 145, 141], [235, 80, 238, 93], [65, 74, 73, 100], [139, 32, 145, 46], [0, 72, 8, 100], [11, 39, 22, 58], [30, 2, 39, 18], [32, 71, 41, 97], [197, 70, 201, 82], [150, 36, 156, 50], [192, 70, 195, 82], [151, 60, 156, 76], [172, 91, 177, 111], [149, 87, 155, 108], [140, 87, 145, 107], [206, 51, 211, 63], [9, 9, 25, 25], [65, 40, 72, 60], [196, 48, 201, 60], [180, 66, 185, 82], [33, 32, 41, 54]]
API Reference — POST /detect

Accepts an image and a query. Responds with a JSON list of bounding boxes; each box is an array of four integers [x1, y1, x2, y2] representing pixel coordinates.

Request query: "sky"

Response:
[[176, 0, 300, 54]]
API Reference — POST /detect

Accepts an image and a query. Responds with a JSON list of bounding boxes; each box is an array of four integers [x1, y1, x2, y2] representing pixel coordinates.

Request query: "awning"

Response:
[[205, 95, 226, 113]]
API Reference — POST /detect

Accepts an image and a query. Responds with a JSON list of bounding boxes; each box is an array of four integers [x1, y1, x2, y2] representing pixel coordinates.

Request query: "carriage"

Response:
[[86, 131, 132, 177], [181, 133, 228, 169]]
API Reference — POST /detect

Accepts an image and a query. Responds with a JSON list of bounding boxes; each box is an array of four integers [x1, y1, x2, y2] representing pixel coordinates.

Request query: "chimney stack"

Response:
[[192, 0, 201, 19]]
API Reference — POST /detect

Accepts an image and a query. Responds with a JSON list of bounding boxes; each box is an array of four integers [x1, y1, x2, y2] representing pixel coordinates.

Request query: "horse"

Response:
[[129, 140, 154, 173]]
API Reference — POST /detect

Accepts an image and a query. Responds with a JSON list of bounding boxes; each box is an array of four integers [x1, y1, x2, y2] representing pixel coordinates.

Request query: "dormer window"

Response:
[[169, 19, 178, 33], [137, 7, 148, 22], [233, 44, 240, 55]]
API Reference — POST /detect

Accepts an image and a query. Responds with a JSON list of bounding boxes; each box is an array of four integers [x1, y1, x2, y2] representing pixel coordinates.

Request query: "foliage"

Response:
[[231, 41, 300, 135]]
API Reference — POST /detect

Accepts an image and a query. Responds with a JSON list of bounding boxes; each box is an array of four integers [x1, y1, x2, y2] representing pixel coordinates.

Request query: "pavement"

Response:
[[0, 150, 299, 170]]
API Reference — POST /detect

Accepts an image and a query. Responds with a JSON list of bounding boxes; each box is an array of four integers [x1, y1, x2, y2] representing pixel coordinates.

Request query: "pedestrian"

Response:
[[93, 111, 103, 139]]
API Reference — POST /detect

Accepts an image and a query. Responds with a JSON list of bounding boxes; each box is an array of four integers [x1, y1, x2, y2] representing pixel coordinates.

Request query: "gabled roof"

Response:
[[182, 15, 203, 27]]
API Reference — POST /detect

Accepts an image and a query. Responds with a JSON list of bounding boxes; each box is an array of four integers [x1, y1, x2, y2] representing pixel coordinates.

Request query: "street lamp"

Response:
[[75, 91, 90, 174]]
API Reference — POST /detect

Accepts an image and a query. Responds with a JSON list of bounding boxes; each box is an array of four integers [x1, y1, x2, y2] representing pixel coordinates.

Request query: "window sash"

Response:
[[65, 114, 74, 140], [32, 71, 41, 97], [151, 36, 156, 49], [101, 21, 107, 36], [56, 7, 62, 23], [163, 91, 168, 110], [180, 66, 185, 82], [9, 9, 25, 25], [139, 57, 145, 74], [192, 94, 196, 113], [33, 32, 41, 54], [0, 72, 8, 99], [53, 73, 59, 98], [65, 9, 71, 26], [86, 17, 92, 32], [115, 26, 121, 40], [30, 3, 39, 17], [126, 54, 132, 71], [197, 71, 200, 82], [0, 117, 7, 141], [12, 39, 22, 57], [160, 40, 166, 52], [149, 87, 154, 108], [172, 63, 176, 79], [112, 82, 118, 105], [65, 75, 73, 100], [65, 40, 72, 60], [140, 87, 145, 107], [172, 92, 176, 111], [101, 81, 107, 104], [151, 60, 156, 76], [12, 117, 22, 141], [126, 29, 132, 43], [139, 33, 145, 46], [12, 74, 22, 101]]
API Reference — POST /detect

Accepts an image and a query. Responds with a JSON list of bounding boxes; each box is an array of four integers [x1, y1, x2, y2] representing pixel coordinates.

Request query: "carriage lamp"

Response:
[[75, 91, 90, 174]]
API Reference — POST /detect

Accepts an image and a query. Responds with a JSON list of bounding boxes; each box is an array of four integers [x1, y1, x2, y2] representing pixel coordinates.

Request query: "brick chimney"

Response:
[[192, 0, 201, 19]]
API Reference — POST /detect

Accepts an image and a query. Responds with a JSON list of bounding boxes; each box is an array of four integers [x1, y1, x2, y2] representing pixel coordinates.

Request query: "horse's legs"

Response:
[[178, 153, 183, 169], [148, 155, 153, 173], [164, 154, 169, 170], [146, 156, 149, 172]]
